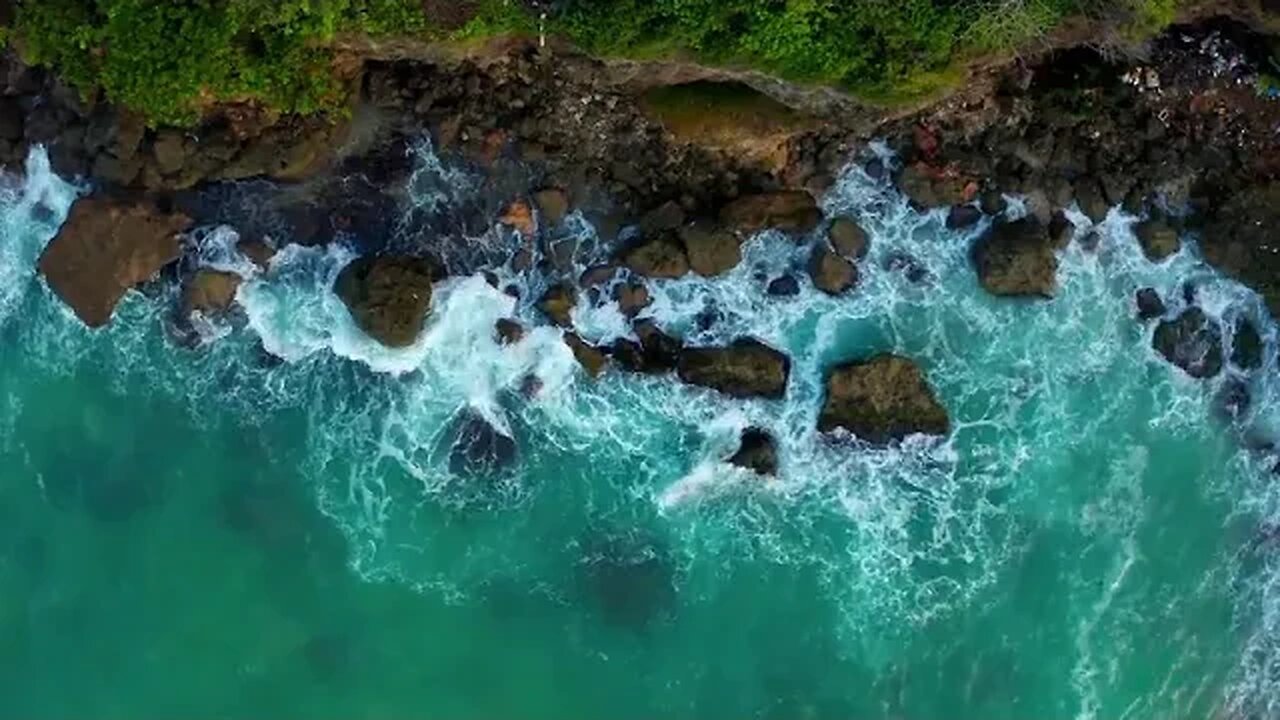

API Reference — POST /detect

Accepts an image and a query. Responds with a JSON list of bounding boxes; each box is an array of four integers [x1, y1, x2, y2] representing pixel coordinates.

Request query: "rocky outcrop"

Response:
[[809, 245, 857, 295], [494, 318, 524, 345], [611, 320, 681, 374], [767, 275, 800, 296], [818, 354, 949, 444], [1153, 307, 1223, 379], [719, 191, 820, 235], [533, 187, 570, 225], [676, 339, 790, 399], [1135, 288, 1166, 321], [614, 280, 652, 317], [680, 224, 741, 277], [38, 197, 191, 328], [828, 217, 868, 258], [970, 219, 1056, 298], [538, 283, 576, 327], [1232, 318, 1263, 371], [1201, 183, 1280, 318], [728, 427, 778, 476], [623, 237, 690, 278], [183, 270, 241, 315], [447, 410, 517, 477], [334, 255, 434, 348], [898, 163, 974, 208], [564, 332, 608, 377], [1136, 218, 1180, 261]]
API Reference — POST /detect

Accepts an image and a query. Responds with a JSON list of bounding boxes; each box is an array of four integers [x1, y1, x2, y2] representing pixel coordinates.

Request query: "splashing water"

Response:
[[1, 143, 1279, 719]]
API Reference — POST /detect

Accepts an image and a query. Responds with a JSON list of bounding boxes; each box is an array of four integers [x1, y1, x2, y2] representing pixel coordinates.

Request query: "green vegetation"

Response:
[[5, 0, 1187, 125]]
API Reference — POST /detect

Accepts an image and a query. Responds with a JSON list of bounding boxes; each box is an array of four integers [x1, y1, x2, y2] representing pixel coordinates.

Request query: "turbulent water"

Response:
[[3, 142, 1280, 719]]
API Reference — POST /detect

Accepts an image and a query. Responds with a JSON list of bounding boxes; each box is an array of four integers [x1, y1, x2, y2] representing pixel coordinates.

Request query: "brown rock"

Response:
[[501, 199, 536, 238], [676, 339, 790, 399], [810, 245, 857, 295], [1135, 218, 1179, 261], [237, 238, 275, 269], [899, 163, 971, 208], [828, 217, 869, 258], [183, 270, 241, 315], [623, 237, 689, 279], [539, 283, 577, 328], [495, 318, 524, 345], [533, 188, 570, 226], [720, 191, 820, 235], [971, 219, 1057, 298], [615, 281, 651, 317], [334, 255, 434, 348], [680, 225, 741, 277], [152, 130, 190, 176], [564, 332, 607, 377], [639, 201, 686, 235], [818, 354, 949, 444], [612, 320, 682, 374], [38, 197, 191, 328]]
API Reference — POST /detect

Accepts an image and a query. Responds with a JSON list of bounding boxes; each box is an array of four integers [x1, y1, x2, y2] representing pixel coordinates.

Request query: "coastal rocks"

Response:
[[494, 318, 524, 345], [680, 224, 741, 277], [719, 191, 820, 235], [1135, 218, 1180, 261], [828, 217, 868, 258], [970, 218, 1057, 298], [623, 237, 690, 278], [1232, 318, 1263, 371], [727, 427, 778, 476], [1153, 307, 1223, 379], [577, 529, 676, 629], [500, 199, 536, 238], [676, 339, 790, 399], [767, 274, 800, 296], [898, 163, 973, 208], [1135, 287, 1167, 321], [563, 332, 608, 377], [946, 205, 982, 230], [538, 283, 576, 327], [182, 270, 241, 315], [809, 245, 857, 295], [1200, 183, 1280, 318], [334, 255, 434, 348], [447, 410, 517, 477], [611, 320, 681, 374], [818, 354, 950, 444], [38, 197, 191, 328]]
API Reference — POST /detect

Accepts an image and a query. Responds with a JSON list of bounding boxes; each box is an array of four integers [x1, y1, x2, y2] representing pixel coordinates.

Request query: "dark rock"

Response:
[[495, 318, 524, 345], [334, 255, 434, 348], [899, 163, 972, 208], [1135, 288, 1166, 321], [677, 339, 790, 399], [237, 238, 276, 269], [623, 237, 689, 278], [613, 320, 681, 374], [448, 410, 517, 477], [564, 332, 607, 377], [1074, 178, 1109, 223], [577, 529, 676, 629], [1153, 308, 1223, 379], [579, 263, 619, 287], [818, 354, 950, 444], [152, 130, 191, 176], [0, 96, 23, 142], [1135, 218, 1180, 261], [885, 253, 930, 284], [639, 200, 685, 235], [719, 191, 820, 235], [533, 187, 570, 226], [1200, 183, 1280, 318], [979, 191, 1007, 216], [183, 270, 241, 315], [680, 224, 741, 277], [809, 245, 857, 295], [538, 283, 576, 328], [614, 281, 651, 317], [38, 197, 191, 328], [1048, 211, 1074, 249], [1232, 318, 1263, 371], [728, 427, 778, 476], [767, 275, 800, 296], [1217, 377, 1251, 420], [971, 218, 1057, 298], [828, 217, 869, 258], [946, 205, 982, 230]]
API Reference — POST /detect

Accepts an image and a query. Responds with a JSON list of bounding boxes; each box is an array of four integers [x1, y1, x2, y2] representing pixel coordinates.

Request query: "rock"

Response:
[[612, 320, 681, 374], [639, 200, 686, 235], [898, 163, 971, 208], [1048, 211, 1074, 249], [946, 205, 982, 230], [564, 332, 608, 377], [1217, 377, 1251, 420], [495, 318, 524, 345], [1153, 308, 1223, 379], [979, 191, 1007, 216], [334, 255, 434, 348], [183, 270, 241, 315], [538, 283, 576, 328], [577, 529, 676, 629], [1200, 183, 1280, 318], [680, 224, 741, 277], [533, 188, 570, 226], [828, 217, 869, 258], [818, 354, 950, 444], [237, 238, 276, 269], [500, 199, 535, 238], [152, 130, 190, 176], [579, 264, 619, 287], [1135, 218, 1179, 261], [1073, 178, 1109, 223], [676, 339, 790, 399], [1135, 288, 1166, 321], [885, 253, 930, 284], [448, 410, 517, 477], [719, 191, 820, 235], [971, 218, 1057, 298], [1232, 318, 1263, 371], [728, 427, 778, 476], [809, 245, 857, 295], [614, 281, 651, 317], [767, 275, 800, 296], [38, 197, 190, 328], [0, 97, 23, 141], [623, 237, 689, 279]]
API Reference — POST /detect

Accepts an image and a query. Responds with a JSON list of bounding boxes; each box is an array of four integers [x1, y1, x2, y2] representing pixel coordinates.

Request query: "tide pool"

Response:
[[1, 144, 1278, 719]]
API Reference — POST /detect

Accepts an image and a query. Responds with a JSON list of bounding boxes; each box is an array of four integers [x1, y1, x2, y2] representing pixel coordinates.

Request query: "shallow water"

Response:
[[2, 144, 1280, 719]]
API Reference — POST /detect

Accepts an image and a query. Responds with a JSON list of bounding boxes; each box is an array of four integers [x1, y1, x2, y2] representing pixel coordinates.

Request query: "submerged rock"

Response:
[[182, 270, 241, 315], [970, 218, 1057, 298], [614, 280, 651, 317], [809, 245, 857, 295], [680, 224, 741, 277], [719, 191, 820, 235], [577, 529, 676, 629], [1153, 307, 1223, 379], [38, 196, 191, 327], [623, 237, 690, 278], [676, 339, 790, 399], [1135, 218, 1180, 261], [818, 354, 950, 444], [447, 410, 517, 477], [611, 320, 681, 375], [334, 255, 434, 348], [728, 427, 778, 476], [1232, 317, 1263, 371], [1135, 287, 1166, 321]]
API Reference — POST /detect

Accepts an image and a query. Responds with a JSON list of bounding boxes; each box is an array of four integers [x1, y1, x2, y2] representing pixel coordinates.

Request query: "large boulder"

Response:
[[610, 320, 681, 374], [38, 197, 191, 328], [971, 218, 1057, 298], [1200, 183, 1280, 318], [538, 283, 576, 328], [334, 255, 434, 348], [676, 339, 790, 399], [728, 427, 778, 476], [828, 217, 869, 258], [623, 237, 689, 278], [447, 410, 517, 477], [1153, 307, 1223, 379], [680, 225, 741, 277], [183, 270, 241, 315], [818, 354, 950, 444], [719, 191, 820, 235], [1135, 218, 1180, 261], [1231, 317, 1263, 371], [809, 245, 857, 295], [1135, 287, 1166, 322]]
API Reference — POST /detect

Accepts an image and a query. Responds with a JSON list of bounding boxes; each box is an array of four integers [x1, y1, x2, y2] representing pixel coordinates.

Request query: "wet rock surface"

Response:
[[447, 410, 517, 478], [719, 191, 820, 235], [970, 219, 1057, 298], [727, 427, 778, 476], [676, 339, 790, 399], [183, 270, 242, 315], [38, 197, 191, 328], [1153, 307, 1224, 379], [1135, 288, 1167, 321], [809, 245, 857, 295], [819, 354, 950, 444], [334, 255, 435, 348]]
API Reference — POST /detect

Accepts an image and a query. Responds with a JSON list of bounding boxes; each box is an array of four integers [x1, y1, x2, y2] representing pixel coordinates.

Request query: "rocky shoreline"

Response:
[[6, 13, 1280, 461]]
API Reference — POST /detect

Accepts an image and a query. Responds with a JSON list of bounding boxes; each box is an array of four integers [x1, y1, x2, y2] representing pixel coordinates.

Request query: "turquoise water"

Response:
[[2, 144, 1280, 719]]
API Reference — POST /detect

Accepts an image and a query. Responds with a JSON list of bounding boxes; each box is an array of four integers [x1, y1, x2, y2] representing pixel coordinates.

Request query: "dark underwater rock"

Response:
[[767, 274, 800, 296], [819, 354, 950, 444], [677, 339, 790, 399], [447, 410, 517, 477], [680, 224, 741, 277], [1153, 307, 1223, 379], [828, 217, 869, 258], [577, 529, 676, 629], [970, 218, 1057, 298], [728, 427, 778, 476]]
